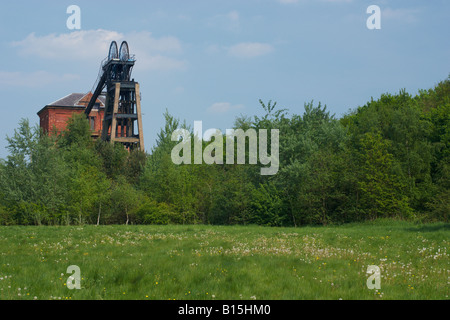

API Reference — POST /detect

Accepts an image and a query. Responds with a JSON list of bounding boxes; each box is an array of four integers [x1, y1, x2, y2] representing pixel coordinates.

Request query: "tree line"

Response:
[[0, 77, 448, 226]]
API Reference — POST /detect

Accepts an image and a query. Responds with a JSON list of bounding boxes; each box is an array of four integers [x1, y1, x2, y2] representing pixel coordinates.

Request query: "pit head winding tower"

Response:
[[85, 41, 144, 151]]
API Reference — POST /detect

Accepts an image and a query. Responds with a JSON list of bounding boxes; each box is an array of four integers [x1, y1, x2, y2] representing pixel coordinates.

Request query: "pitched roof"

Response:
[[38, 92, 106, 116], [48, 92, 106, 107]]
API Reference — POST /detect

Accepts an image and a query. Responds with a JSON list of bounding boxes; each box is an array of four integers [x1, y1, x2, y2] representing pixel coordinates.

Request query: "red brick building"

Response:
[[37, 92, 105, 138]]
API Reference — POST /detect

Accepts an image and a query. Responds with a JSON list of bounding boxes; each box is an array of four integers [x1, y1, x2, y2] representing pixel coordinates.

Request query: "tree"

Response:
[[110, 176, 140, 225], [249, 182, 285, 226], [357, 132, 412, 219], [57, 113, 92, 149], [0, 119, 69, 225], [274, 101, 349, 225], [344, 90, 436, 213], [95, 140, 128, 179]]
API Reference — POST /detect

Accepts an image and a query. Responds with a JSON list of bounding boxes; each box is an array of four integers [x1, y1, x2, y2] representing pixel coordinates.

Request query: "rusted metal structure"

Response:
[[85, 41, 144, 151]]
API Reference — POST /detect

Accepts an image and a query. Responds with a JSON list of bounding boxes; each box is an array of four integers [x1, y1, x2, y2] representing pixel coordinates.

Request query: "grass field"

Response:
[[0, 220, 448, 300]]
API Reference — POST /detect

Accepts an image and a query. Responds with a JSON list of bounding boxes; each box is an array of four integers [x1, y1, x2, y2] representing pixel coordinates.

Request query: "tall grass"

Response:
[[0, 221, 448, 300]]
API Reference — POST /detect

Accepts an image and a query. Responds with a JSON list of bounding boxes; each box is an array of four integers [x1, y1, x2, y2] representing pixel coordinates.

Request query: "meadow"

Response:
[[0, 220, 448, 300]]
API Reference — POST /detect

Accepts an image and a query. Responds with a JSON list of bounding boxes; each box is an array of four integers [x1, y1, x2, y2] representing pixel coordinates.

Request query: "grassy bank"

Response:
[[0, 221, 448, 300]]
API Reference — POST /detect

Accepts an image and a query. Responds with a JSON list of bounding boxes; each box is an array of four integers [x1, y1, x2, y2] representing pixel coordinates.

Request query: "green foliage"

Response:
[[58, 113, 92, 148], [356, 132, 412, 219], [1, 114, 142, 225], [95, 140, 128, 179], [134, 198, 177, 225], [0, 76, 449, 225], [109, 176, 140, 225], [249, 182, 285, 226]]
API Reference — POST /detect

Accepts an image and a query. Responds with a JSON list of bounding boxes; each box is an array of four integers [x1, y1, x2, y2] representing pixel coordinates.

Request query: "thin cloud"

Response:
[[207, 10, 240, 31], [383, 7, 420, 23], [320, 0, 353, 2], [228, 42, 274, 58], [207, 102, 244, 114], [0, 70, 80, 88], [11, 30, 120, 61], [172, 86, 185, 94], [11, 29, 186, 71], [277, 0, 353, 3], [277, 0, 300, 3]]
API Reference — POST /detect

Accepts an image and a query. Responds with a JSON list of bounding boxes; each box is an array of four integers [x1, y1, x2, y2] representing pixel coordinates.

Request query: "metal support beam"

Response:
[[110, 83, 121, 144], [135, 83, 144, 151]]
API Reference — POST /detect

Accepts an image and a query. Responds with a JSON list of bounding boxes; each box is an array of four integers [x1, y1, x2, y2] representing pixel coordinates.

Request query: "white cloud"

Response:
[[172, 86, 185, 94], [0, 71, 80, 88], [277, 0, 299, 3], [207, 10, 240, 31], [205, 44, 221, 55], [277, 0, 353, 3], [383, 7, 419, 23], [207, 102, 244, 114], [137, 53, 186, 72], [320, 0, 353, 2], [127, 31, 182, 54], [227, 10, 240, 22], [228, 42, 274, 58], [11, 29, 186, 71], [11, 30, 120, 61]]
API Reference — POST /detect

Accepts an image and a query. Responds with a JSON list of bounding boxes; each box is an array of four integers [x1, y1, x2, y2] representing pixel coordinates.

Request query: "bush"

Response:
[[135, 199, 176, 225], [249, 182, 286, 226], [0, 206, 15, 225]]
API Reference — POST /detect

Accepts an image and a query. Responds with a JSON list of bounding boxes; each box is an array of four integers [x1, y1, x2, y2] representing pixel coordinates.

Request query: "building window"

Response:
[[89, 117, 95, 131]]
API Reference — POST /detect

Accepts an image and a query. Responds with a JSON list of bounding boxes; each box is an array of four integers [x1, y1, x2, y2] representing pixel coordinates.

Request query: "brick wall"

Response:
[[38, 107, 105, 137]]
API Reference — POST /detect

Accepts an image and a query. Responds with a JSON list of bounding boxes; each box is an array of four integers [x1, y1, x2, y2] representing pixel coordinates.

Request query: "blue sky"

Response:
[[0, 0, 449, 158]]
